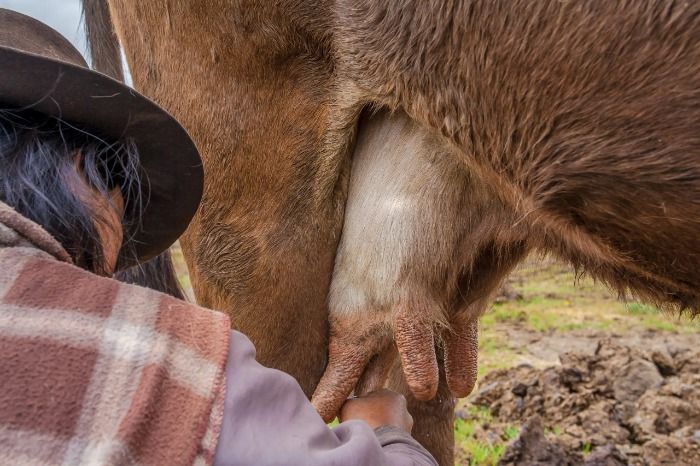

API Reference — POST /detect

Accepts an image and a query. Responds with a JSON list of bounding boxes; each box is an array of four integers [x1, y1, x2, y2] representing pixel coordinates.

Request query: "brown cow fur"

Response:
[[82, 0, 123, 80], [88, 1, 700, 464], [335, 0, 700, 312], [99, 0, 356, 399]]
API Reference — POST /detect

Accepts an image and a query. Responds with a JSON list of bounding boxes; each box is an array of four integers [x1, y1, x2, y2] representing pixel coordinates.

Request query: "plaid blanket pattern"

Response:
[[0, 202, 231, 465]]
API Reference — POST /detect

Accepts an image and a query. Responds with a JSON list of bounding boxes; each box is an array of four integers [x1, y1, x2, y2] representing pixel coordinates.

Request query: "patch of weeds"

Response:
[[639, 316, 679, 332], [464, 441, 505, 466], [482, 304, 526, 325], [454, 408, 509, 465], [503, 425, 519, 441], [619, 302, 700, 333], [170, 243, 194, 298], [627, 303, 658, 315], [545, 425, 562, 436], [478, 332, 502, 353], [477, 330, 518, 376], [581, 442, 592, 456], [484, 298, 592, 333], [519, 296, 567, 310], [467, 405, 493, 424], [454, 417, 476, 442], [526, 310, 586, 332], [516, 263, 580, 298]]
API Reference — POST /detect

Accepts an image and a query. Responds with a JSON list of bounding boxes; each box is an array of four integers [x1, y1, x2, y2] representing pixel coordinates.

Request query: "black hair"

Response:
[[115, 251, 186, 300], [0, 108, 143, 275]]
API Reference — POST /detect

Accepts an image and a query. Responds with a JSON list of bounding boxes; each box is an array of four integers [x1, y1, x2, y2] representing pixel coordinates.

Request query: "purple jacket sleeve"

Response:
[[213, 330, 438, 466]]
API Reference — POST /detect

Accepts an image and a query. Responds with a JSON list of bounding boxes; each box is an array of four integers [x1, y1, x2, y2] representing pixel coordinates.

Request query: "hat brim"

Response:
[[0, 45, 204, 267]]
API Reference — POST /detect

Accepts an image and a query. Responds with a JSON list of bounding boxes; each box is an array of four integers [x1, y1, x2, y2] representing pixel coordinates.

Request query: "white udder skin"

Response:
[[329, 110, 490, 325]]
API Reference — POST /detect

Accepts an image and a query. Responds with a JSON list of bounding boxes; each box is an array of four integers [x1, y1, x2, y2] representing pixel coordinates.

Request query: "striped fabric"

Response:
[[0, 202, 231, 465]]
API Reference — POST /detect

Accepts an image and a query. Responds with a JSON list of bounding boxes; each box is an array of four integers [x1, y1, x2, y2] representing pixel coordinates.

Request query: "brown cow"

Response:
[[84, 1, 700, 464]]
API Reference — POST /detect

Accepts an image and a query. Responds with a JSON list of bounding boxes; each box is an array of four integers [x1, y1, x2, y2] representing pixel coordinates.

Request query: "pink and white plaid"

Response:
[[0, 202, 231, 465]]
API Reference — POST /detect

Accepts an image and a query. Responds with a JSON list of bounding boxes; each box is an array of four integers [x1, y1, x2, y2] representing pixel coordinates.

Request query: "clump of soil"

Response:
[[467, 339, 700, 465], [494, 282, 524, 303]]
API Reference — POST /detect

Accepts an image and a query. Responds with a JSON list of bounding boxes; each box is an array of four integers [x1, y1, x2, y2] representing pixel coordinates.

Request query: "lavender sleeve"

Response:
[[213, 330, 438, 466]]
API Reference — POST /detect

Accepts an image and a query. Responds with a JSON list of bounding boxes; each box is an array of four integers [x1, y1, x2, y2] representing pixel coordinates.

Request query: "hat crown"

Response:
[[0, 8, 87, 68]]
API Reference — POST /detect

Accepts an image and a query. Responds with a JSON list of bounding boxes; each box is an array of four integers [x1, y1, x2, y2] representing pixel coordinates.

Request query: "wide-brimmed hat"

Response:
[[0, 8, 203, 266]]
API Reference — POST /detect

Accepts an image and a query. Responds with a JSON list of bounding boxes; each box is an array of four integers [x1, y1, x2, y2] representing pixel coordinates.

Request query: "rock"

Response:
[[559, 366, 586, 389], [495, 283, 524, 302], [641, 436, 700, 466], [486, 430, 501, 444], [613, 401, 637, 424], [583, 444, 627, 466], [498, 416, 582, 466], [468, 339, 700, 466], [559, 423, 587, 450], [612, 359, 663, 403], [675, 349, 700, 374], [657, 377, 684, 397], [473, 381, 504, 406], [652, 349, 676, 376], [575, 402, 630, 446], [629, 388, 700, 440], [692, 430, 700, 443], [512, 382, 529, 397], [653, 401, 693, 434]]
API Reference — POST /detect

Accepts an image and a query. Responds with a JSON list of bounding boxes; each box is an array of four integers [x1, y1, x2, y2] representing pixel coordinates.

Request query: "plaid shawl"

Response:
[[0, 201, 231, 465]]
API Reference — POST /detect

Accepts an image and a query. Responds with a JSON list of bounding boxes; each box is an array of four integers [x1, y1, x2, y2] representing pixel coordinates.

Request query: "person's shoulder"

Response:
[[2, 245, 228, 326]]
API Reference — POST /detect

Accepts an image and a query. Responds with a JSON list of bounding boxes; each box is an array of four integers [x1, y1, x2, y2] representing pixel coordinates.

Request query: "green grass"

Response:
[[479, 259, 700, 336], [454, 407, 518, 465], [455, 418, 506, 466], [477, 329, 514, 376], [503, 425, 520, 441], [327, 418, 339, 428], [454, 417, 477, 441], [627, 303, 658, 315], [454, 407, 492, 444], [581, 442, 592, 456], [484, 296, 675, 334], [466, 443, 505, 466]]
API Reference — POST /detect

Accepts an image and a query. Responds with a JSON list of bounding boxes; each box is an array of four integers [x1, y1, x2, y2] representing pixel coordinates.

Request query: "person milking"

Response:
[[0, 9, 437, 466]]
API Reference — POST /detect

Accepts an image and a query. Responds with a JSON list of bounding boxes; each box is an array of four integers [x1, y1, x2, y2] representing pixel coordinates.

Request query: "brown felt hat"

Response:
[[0, 8, 203, 266]]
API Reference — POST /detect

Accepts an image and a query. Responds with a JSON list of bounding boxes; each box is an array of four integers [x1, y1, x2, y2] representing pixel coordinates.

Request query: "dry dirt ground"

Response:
[[170, 246, 700, 465], [455, 258, 700, 466], [464, 337, 700, 465]]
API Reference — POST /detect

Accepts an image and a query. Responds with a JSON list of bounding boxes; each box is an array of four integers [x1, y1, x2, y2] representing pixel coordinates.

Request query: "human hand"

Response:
[[339, 389, 414, 432]]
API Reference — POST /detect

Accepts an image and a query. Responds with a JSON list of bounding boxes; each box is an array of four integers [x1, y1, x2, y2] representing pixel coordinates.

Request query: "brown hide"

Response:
[[82, 0, 123, 80], [336, 0, 700, 310], [103, 0, 358, 395]]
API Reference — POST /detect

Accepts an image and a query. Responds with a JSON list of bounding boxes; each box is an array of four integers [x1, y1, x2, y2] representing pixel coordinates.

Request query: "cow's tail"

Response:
[[81, 0, 124, 80]]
